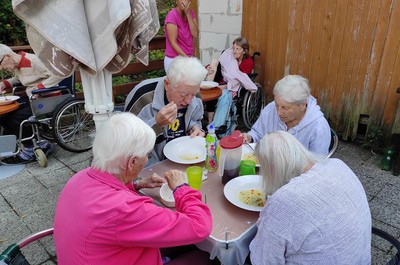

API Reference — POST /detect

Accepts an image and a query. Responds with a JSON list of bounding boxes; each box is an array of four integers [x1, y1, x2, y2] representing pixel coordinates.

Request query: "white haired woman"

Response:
[[249, 131, 371, 265], [54, 112, 213, 265], [242, 75, 331, 156]]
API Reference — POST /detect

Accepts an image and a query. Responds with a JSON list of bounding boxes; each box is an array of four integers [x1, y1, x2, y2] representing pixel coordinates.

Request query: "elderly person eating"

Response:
[[249, 131, 371, 265], [242, 75, 331, 156], [54, 112, 213, 265], [124, 56, 207, 166]]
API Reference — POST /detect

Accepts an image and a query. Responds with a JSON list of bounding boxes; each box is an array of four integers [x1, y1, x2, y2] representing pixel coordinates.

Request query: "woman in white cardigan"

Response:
[[250, 131, 371, 265]]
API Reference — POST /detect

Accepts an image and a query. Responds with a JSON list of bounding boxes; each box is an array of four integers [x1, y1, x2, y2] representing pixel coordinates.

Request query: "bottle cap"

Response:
[[207, 123, 215, 133]]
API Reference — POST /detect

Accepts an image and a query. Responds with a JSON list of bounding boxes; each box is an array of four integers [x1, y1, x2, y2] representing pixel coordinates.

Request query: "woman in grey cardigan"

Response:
[[250, 131, 371, 265]]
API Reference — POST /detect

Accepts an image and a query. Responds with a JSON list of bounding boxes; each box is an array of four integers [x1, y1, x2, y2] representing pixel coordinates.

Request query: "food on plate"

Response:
[[200, 84, 214, 89], [239, 189, 266, 207], [178, 154, 200, 161], [242, 153, 259, 164]]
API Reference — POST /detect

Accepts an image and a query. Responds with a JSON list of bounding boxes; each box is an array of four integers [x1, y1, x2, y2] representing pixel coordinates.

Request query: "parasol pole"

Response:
[[80, 68, 114, 130]]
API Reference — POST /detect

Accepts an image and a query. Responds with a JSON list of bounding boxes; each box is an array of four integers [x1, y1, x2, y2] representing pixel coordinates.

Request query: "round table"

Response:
[[200, 87, 222, 102], [0, 102, 19, 115]]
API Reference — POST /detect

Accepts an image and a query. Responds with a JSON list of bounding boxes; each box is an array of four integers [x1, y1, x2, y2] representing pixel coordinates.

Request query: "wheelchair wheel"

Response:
[[34, 148, 47, 167], [242, 83, 265, 130], [51, 98, 95, 153]]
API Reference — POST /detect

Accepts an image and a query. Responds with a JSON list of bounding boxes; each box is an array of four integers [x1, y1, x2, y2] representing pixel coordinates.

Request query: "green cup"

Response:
[[240, 160, 256, 176], [186, 166, 203, 190]]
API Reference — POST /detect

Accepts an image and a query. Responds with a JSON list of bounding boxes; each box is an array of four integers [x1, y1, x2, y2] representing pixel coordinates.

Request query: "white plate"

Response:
[[200, 81, 219, 90], [164, 136, 206, 164], [0, 96, 20, 106], [241, 143, 260, 167], [224, 175, 265, 212]]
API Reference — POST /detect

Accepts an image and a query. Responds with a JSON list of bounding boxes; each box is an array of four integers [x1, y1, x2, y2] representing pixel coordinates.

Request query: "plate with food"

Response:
[[223, 175, 267, 212], [242, 143, 260, 167], [163, 136, 206, 164], [0, 95, 20, 106], [200, 81, 219, 90]]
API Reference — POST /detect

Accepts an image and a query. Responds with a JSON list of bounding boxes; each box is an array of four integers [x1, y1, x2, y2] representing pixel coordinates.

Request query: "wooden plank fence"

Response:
[[243, 0, 400, 143]]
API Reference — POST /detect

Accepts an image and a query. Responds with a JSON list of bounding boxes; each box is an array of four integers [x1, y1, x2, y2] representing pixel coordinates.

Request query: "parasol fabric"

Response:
[[12, 0, 159, 76], [12, 0, 160, 120]]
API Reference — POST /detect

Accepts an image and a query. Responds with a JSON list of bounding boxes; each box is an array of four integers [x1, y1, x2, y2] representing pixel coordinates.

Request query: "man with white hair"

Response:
[[0, 44, 63, 163], [242, 75, 331, 156], [125, 56, 208, 165]]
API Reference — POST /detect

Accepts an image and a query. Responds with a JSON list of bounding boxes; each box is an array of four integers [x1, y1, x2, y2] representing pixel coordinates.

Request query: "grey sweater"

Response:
[[250, 158, 371, 265]]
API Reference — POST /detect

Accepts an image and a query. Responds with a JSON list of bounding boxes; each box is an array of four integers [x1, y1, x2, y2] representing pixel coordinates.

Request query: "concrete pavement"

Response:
[[0, 140, 399, 264]]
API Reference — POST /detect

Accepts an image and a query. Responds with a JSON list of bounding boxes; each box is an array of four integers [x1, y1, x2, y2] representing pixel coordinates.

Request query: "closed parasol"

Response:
[[12, 0, 160, 128]]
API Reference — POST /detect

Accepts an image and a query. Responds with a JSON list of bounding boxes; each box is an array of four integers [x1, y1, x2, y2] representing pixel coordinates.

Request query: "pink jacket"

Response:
[[54, 168, 212, 265]]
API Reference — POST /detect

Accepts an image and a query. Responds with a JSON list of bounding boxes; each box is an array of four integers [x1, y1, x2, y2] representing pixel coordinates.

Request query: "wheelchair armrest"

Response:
[[31, 86, 69, 95]]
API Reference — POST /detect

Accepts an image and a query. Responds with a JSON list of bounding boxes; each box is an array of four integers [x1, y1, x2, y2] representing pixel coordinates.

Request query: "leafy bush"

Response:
[[0, 2, 27, 45]]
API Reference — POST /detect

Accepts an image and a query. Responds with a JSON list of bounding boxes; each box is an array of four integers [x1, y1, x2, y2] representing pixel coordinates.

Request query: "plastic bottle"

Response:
[[381, 147, 395, 171], [205, 123, 218, 172]]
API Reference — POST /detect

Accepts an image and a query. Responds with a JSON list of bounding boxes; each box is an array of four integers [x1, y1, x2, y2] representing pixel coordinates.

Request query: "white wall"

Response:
[[198, 0, 243, 65]]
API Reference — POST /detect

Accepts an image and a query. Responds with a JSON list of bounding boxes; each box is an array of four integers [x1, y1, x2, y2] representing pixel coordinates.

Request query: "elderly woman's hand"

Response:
[[189, 125, 205, 138], [133, 173, 166, 190], [241, 133, 252, 143], [165, 169, 186, 190]]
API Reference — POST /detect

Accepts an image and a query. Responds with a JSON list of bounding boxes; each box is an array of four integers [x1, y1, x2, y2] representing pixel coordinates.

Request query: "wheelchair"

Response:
[[0, 75, 95, 167], [210, 52, 266, 137]]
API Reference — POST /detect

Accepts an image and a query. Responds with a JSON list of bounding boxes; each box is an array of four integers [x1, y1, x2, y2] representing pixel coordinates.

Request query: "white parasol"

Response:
[[12, 0, 160, 129]]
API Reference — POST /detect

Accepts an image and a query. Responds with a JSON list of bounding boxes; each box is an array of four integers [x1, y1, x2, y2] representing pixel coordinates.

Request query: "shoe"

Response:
[[37, 140, 54, 156], [2, 141, 54, 165], [1, 154, 33, 164]]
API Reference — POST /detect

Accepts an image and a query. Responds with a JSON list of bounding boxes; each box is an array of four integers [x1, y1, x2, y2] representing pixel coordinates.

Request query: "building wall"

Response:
[[198, 0, 243, 65]]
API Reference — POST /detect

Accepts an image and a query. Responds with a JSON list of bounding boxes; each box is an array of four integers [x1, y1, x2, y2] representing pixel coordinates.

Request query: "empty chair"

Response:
[[0, 228, 54, 265]]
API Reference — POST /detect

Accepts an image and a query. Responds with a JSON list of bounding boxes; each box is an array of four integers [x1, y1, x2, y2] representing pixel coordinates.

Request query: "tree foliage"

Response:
[[0, 2, 27, 45]]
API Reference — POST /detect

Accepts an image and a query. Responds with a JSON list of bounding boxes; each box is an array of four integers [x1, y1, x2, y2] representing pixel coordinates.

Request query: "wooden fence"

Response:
[[242, 0, 400, 142]]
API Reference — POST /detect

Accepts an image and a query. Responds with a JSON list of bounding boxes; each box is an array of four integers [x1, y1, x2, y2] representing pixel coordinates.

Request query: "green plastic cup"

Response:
[[240, 160, 256, 176], [186, 166, 203, 190]]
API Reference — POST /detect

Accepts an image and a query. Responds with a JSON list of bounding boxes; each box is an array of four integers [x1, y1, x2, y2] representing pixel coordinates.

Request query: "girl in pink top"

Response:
[[54, 113, 213, 265], [164, 0, 198, 71]]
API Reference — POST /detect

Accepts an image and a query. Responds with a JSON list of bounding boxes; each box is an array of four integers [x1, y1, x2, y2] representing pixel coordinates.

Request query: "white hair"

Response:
[[91, 112, 155, 175], [0, 44, 13, 62], [273, 75, 311, 104], [255, 131, 322, 195], [166, 56, 207, 88]]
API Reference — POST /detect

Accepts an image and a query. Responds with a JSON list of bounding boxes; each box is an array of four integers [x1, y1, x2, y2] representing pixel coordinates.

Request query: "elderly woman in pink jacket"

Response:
[[54, 112, 213, 265]]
